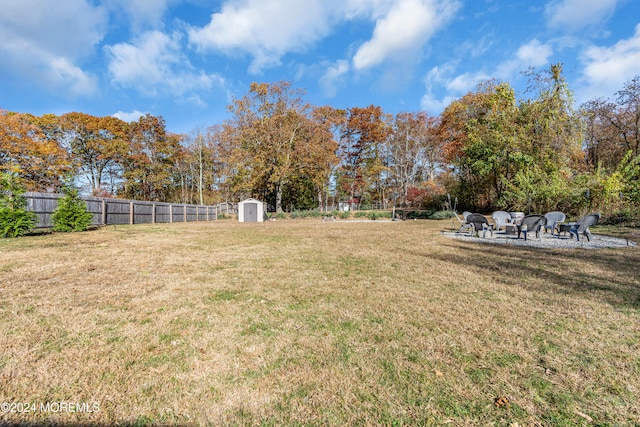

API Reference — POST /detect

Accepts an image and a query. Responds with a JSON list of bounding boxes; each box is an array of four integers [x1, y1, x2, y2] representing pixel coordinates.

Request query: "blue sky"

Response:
[[1, 0, 639, 134]]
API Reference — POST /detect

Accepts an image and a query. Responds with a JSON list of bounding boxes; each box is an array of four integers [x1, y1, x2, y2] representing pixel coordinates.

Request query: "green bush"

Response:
[[267, 212, 288, 220], [0, 173, 37, 238], [368, 211, 393, 220], [290, 210, 323, 219], [0, 208, 37, 237], [52, 187, 94, 232], [601, 209, 638, 225], [429, 210, 456, 220], [404, 210, 434, 219], [619, 151, 640, 205], [339, 211, 351, 219]]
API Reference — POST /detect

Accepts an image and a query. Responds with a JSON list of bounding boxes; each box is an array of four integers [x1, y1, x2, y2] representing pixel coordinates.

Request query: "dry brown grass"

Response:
[[1, 220, 639, 426]]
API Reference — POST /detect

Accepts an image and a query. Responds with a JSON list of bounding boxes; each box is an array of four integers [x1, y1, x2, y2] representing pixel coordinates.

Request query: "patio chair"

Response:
[[509, 211, 525, 224], [569, 213, 601, 242], [492, 210, 512, 233], [466, 213, 494, 238], [517, 214, 547, 241], [455, 211, 473, 234], [543, 211, 566, 236]]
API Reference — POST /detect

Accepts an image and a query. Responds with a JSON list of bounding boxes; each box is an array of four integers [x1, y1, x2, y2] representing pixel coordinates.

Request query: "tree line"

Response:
[[1, 65, 639, 218]]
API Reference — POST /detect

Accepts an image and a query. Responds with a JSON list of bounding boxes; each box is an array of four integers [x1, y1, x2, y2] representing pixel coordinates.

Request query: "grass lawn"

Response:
[[1, 220, 639, 426]]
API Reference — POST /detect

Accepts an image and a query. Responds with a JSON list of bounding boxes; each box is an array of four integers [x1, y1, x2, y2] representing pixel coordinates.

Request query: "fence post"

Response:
[[183, 205, 187, 222], [102, 199, 106, 225], [152, 204, 156, 224], [129, 202, 134, 225], [169, 204, 173, 223]]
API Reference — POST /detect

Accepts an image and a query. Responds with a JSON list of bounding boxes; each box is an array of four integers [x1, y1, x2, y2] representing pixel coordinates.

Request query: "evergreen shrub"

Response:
[[52, 187, 93, 232], [0, 173, 37, 238]]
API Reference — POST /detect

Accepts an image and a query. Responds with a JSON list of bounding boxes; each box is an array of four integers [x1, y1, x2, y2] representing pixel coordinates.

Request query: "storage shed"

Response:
[[238, 198, 266, 222]]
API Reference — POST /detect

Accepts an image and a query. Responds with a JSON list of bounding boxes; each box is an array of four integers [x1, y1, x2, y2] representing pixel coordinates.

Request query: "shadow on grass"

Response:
[[0, 422, 195, 427], [423, 240, 640, 309]]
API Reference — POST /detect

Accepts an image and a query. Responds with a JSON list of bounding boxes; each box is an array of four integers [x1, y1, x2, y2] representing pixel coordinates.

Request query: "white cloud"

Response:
[[545, 0, 618, 32], [105, 31, 226, 101], [106, 0, 174, 31], [188, 0, 459, 74], [516, 39, 553, 68], [343, 0, 396, 20], [0, 0, 106, 95], [0, 0, 106, 57], [578, 23, 640, 101], [446, 71, 491, 93], [320, 60, 350, 97], [49, 58, 98, 97], [188, 0, 338, 74], [106, 31, 179, 92], [421, 63, 489, 113], [493, 39, 554, 78], [420, 93, 456, 114], [112, 110, 147, 122], [420, 38, 552, 114], [352, 0, 460, 70], [456, 35, 493, 59]]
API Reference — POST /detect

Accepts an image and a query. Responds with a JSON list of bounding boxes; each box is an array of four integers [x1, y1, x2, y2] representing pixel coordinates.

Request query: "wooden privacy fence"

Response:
[[24, 192, 238, 228]]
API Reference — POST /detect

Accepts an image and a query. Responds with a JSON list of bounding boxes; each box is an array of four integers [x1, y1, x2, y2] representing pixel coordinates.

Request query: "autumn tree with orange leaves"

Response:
[[3, 74, 637, 219], [121, 114, 184, 202], [387, 111, 443, 206], [0, 109, 70, 191], [226, 82, 338, 212], [335, 105, 391, 206], [582, 75, 640, 171], [59, 112, 129, 195]]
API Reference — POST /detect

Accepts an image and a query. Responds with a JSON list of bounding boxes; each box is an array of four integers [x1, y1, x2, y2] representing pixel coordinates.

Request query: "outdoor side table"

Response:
[[558, 223, 573, 237], [504, 223, 518, 235]]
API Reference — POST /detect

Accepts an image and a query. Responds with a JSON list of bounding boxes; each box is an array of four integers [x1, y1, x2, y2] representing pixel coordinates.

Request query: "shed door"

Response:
[[244, 202, 258, 222]]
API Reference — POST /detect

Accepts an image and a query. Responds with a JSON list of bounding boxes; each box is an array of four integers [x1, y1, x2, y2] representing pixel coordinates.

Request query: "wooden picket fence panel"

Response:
[[24, 192, 237, 228]]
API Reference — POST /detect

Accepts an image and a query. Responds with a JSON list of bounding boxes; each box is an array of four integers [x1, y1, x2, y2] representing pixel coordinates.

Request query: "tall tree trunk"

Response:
[[276, 181, 283, 213]]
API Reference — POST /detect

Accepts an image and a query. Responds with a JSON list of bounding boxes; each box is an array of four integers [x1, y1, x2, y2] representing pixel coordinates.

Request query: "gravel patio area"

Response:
[[442, 230, 638, 249]]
